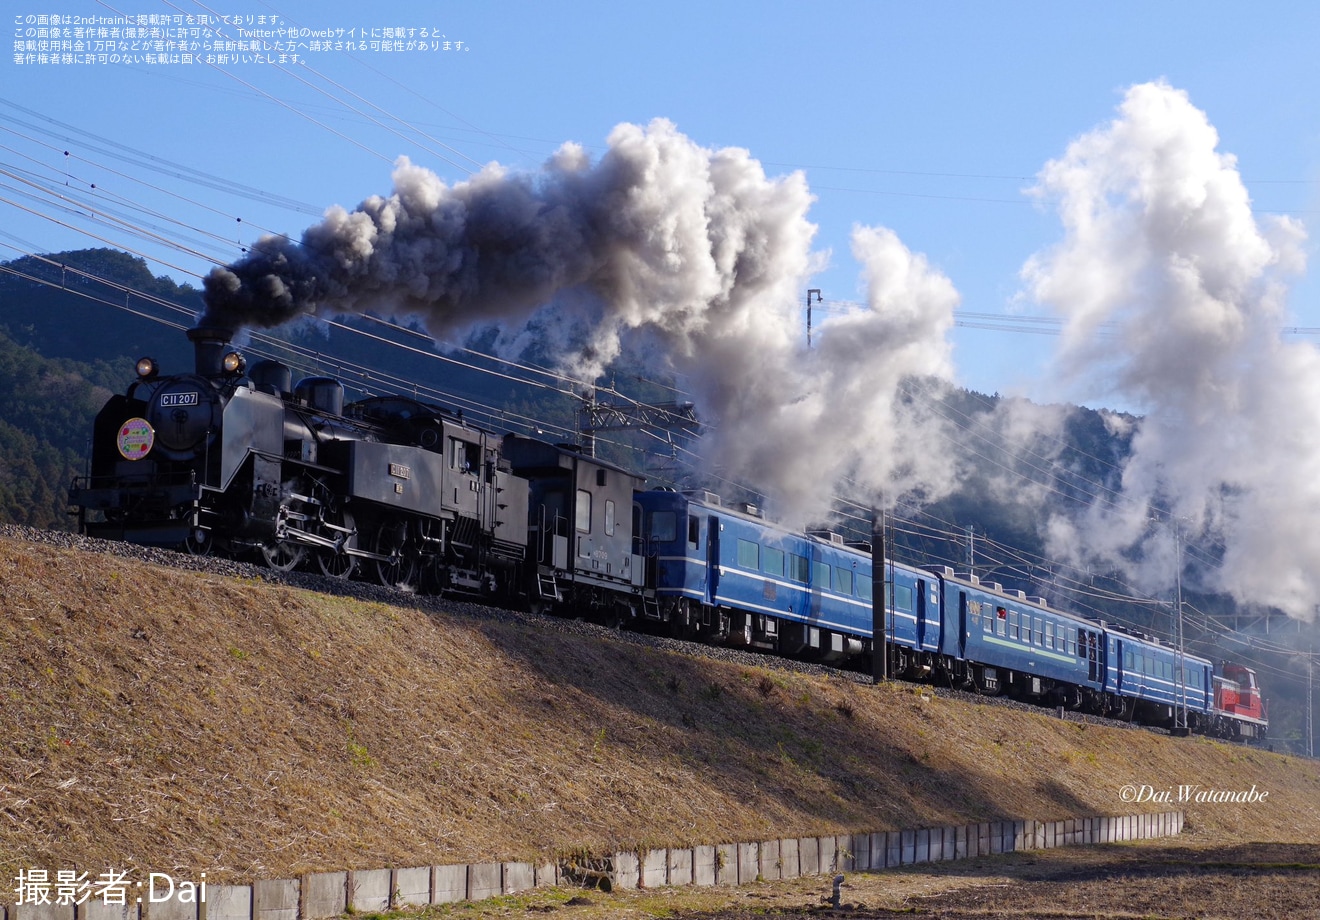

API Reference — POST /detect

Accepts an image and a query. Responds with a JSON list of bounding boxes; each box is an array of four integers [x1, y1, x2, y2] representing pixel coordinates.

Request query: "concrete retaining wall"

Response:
[[466, 863, 501, 901], [347, 869, 388, 913], [391, 867, 429, 908], [667, 847, 693, 886], [2, 812, 1183, 920], [432, 864, 466, 904]]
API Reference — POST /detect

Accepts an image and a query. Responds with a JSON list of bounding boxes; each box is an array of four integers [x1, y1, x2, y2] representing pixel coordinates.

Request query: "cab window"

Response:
[[449, 437, 479, 472], [575, 490, 592, 533]]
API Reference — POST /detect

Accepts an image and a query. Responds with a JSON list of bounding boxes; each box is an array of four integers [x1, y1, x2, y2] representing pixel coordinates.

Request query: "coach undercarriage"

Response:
[[645, 599, 1163, 726]]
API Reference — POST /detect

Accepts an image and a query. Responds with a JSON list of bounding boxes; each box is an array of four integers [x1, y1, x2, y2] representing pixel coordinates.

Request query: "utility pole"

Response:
[[871, 507, 887, 684], [1173, 523, 1189, 735], [579, 388, 597, 457], [807, 289, 822, 348], [1308, 646, 1314, 759]]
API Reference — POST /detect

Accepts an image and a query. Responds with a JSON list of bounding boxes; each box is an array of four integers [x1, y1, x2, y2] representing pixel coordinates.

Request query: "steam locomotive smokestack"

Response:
[[187, 326, 235, 377]]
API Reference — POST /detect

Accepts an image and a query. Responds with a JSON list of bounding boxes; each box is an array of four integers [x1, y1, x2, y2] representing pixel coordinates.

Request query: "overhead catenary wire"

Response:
[[0, 98, 325, 216], [167, 0, 480, 176], [0, 121, 297, 245], [0, 191, 210, 281], [0, 165, 227, 271]]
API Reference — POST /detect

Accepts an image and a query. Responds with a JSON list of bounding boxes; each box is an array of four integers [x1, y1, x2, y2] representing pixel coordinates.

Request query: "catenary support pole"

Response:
[[872, 508, 886, 683]]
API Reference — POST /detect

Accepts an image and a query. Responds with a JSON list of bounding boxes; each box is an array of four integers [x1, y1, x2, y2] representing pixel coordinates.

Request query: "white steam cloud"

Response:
[[202, 119, 961, 524], [702, 225, 961, 526], [1024, 81, 1317, 619]]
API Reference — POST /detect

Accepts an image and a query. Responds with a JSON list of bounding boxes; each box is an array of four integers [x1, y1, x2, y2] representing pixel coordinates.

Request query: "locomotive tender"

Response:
[[69, 327, 1267, 741]]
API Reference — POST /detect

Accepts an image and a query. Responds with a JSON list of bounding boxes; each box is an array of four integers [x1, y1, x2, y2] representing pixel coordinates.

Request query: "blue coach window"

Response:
[[885, 583, 913, 610], [813, 561, 830, 587], [835, 567, 853, 595], [763, 546, 785, 576], [857, 578, 872, 601], [789, 554, 809, 582], [650, 511, 676, 542], [737, 539, 760, 569]]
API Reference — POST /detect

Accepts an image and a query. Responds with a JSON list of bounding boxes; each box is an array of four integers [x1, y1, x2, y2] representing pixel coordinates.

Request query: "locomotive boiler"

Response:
[[70, 327, 529, 594]]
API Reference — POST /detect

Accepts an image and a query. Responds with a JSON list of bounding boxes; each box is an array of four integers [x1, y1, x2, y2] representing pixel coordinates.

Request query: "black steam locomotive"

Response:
[[69, 327, 645, 615]]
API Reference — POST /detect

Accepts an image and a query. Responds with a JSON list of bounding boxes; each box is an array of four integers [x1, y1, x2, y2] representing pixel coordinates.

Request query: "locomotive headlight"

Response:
[[135, 356, 159, 379], [222, 351, 247, 374]]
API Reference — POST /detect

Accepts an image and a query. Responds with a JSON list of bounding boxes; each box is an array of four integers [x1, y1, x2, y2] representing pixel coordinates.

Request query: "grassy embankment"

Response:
[[3, 533, 1318, 883]]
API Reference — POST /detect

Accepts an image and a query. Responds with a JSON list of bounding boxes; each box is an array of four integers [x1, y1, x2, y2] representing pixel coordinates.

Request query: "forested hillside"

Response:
[[0, 249, 201, 528], [0, 329, 116, 528], [0, 248, 200, 366]]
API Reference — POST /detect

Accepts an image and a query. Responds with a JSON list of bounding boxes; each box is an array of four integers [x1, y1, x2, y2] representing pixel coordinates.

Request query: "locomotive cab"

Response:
[[1211, 663, 1267, 740], [502, 434, 647, 618]]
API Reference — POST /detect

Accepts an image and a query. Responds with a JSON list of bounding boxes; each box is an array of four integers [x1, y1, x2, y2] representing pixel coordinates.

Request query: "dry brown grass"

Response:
[[3, 533, 1320, 885]]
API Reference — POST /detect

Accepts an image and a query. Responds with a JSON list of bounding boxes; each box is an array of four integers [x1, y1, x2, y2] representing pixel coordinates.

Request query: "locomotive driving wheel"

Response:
[[183, 526, 213, 557], [260, 539, 307, 572], [373, 519, 418, 591], [315, 506, 357, 580]]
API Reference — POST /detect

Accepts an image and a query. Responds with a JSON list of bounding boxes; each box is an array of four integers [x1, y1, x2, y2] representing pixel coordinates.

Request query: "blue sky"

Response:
[[6, 0, 1320, 404]]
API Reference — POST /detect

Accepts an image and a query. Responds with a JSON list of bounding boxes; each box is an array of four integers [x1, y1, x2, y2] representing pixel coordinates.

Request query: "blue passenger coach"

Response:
[[932, 568, 1099, 702], [635, 490, 940, 664], [1111, 633, 1213, 726], [635, 490, 1224, 730]]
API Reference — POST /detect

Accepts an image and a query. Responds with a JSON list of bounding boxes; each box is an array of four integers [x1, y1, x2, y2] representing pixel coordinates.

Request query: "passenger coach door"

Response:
[[957, 590, 968, 657], [635, 504, 651, 588], [705, 516, 720, 605], [916, 579, 927, 649]]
